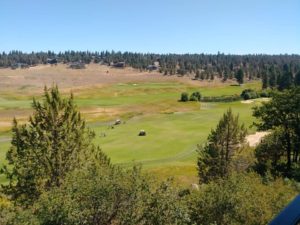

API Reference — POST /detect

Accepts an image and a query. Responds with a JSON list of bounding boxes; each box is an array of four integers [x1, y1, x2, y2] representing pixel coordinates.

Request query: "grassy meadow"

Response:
[[0, 71, 262, 185]]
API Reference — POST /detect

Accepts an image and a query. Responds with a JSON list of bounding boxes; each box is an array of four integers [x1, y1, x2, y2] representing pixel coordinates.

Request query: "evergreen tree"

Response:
[[235, 69, 244, 85], [223, 69, 229, 81], [262, 73, 269, 89], [253, 87, 300, 177], [195, 70, 200, 79], [1, 86, 99, 205], [269, 71, 277, 89], [278, 64, 294, 90], [295, 71, 300, 86], [197, 109, 247, 183]]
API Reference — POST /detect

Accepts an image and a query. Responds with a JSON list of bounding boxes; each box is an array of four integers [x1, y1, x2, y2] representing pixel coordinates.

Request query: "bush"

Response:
[[241, 89, 258, 100], [243, 92, 251, 100], [259, 91, 270, 98], [188, 172, 298, 225], [180, 92, 189, 102], [33, 164, 190, 225], [189, 91, 201, 101], [201, 95, 241, 102]]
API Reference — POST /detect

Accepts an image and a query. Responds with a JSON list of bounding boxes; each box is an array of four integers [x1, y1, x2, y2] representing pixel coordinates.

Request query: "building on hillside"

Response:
[[47, 58, 58, 65], [112, 62, 126, 68], [147, 65, 159, 71]]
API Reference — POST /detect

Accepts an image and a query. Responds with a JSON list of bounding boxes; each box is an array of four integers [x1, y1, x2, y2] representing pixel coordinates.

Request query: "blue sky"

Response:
[[0, 0, 299, 54]]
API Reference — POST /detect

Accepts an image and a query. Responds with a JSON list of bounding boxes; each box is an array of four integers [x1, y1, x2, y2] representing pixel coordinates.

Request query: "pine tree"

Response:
[[262, 72, 269, 89], [278, 64, 294, 90], [295, 71, 300, 86], [197, 109, 247, 183], [235, 69, 244, 85], [1, 86, 99, 205], [268, 66, 277, 89], [223, 69, 229, 81]]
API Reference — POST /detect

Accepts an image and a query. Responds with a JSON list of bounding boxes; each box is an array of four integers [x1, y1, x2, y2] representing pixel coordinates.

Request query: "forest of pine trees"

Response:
[[1, 50, 300, 89]]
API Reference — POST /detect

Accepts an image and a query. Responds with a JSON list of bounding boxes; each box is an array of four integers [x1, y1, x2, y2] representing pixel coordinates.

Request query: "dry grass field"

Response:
[[0, 63, 228, 92]]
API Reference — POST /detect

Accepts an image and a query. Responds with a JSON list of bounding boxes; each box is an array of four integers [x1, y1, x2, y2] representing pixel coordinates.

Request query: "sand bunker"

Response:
[[241, 100, 254, 104], [246, 131, 269, 147]]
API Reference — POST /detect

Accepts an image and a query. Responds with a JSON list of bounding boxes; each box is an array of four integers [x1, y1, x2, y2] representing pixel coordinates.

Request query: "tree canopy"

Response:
[[197, 109, 247, 183], [1, 86, 105, 205], [253, 87, 300, 178]]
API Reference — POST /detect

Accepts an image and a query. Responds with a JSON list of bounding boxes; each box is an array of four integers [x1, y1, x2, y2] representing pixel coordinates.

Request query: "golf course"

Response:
[[0, 64, 262, 185]]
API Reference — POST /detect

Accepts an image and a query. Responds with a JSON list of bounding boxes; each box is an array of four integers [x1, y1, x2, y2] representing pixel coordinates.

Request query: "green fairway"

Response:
[[0, 81, 261, 184]]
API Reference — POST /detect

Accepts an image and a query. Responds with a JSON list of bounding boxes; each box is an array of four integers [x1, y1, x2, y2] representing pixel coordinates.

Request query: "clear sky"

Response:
[[0, 0, 299, 54]]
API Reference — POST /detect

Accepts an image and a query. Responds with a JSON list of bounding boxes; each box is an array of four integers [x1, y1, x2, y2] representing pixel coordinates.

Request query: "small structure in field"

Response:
[[147, 65, 158, 71], [138, 130, 146, 136], [112, 62, 126, 68], [69, 62, 85, 69], [114, 119, 121, 125], [47, 58, 58, 65]]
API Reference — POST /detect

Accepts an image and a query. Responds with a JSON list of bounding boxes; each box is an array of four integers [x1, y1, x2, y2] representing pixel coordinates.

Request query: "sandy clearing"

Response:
[[260, 98, 270, 102], [246, 131, 270, 147], [241, 100, 254, 104]]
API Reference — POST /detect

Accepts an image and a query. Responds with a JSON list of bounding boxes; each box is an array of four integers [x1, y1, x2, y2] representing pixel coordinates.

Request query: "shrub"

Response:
[[189, 91, 201, 101], [180, 92, 189, 102], [259, 91, 270, 98], [243, 92, 251, 100], [34, 165, 190, 225], [241, 89, 258, 100], [201, 95, 241, 102], [188, 172, 298, 225]]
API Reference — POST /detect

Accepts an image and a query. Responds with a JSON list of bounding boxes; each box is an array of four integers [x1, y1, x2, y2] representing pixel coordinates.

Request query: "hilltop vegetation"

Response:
[[1, 51, 300, 90]]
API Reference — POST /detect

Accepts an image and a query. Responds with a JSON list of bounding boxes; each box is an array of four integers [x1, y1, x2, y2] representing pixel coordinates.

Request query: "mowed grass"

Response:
[[0, 81, 261, 185]]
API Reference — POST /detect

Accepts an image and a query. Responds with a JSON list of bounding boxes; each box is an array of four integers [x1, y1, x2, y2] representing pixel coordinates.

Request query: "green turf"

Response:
[[0, 81, 262, 184]]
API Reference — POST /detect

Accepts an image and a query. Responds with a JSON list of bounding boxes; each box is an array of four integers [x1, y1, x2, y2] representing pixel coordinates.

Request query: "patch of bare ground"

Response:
[[246, 131, 270, 147]]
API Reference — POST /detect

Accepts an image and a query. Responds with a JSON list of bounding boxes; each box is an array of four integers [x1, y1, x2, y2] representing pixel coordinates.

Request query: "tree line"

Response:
[[1, 86, 300, 224], [1, 51, 300, 88]]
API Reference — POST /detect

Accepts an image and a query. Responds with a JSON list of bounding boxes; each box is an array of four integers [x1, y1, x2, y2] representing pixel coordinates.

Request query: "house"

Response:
[[147, 65, 158, 71], [112, 62, 126, 68], [69, 62, 85, 69], [47, 58, 58, 65]]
